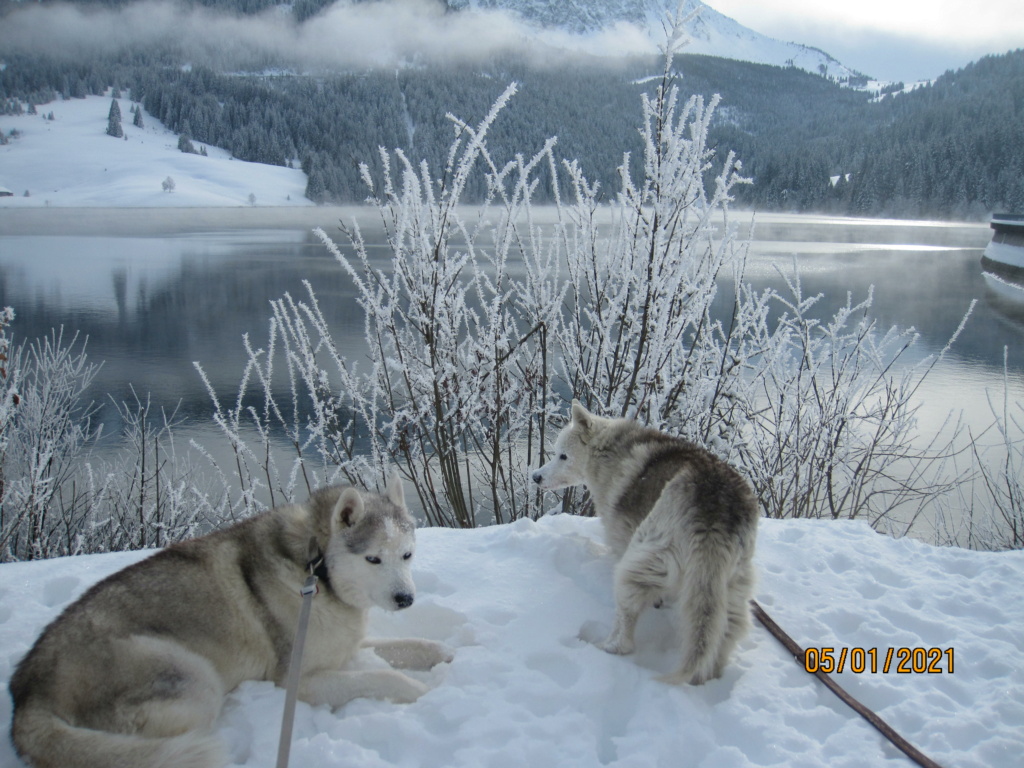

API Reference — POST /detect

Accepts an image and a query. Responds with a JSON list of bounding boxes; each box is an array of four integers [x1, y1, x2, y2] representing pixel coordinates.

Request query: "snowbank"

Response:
[[1, 514, 1021, 767], [0, 94, 311, 208]]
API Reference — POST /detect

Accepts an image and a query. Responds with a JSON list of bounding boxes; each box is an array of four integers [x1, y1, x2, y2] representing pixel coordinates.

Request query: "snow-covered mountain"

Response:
[[446, 0, 862, 80]]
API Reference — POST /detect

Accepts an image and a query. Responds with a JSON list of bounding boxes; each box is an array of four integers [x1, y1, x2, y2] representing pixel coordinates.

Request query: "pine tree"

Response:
[[304, 161, 327, 203], [133, 105, 144, 129], [106, 99, 123, 138]]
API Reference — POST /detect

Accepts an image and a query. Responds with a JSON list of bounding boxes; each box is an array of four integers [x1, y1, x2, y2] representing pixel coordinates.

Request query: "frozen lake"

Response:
[[1, 207, 1022, 536]]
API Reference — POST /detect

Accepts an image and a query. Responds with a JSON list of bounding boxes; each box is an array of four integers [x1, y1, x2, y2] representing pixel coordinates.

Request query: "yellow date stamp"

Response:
[[803, 647, 954, 674]]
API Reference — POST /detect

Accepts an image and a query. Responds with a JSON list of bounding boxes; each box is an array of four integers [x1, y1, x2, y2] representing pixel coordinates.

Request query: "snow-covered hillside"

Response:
[[0, 1, 861, 83], [1, 514, 1021, 768], [451, 0, 861, 79], [0, 94, 311, 208]]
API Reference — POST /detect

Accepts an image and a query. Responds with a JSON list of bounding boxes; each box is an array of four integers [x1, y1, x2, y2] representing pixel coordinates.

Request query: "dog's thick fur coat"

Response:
[[533, 401, 758, 685], [9, 476, 451, 768]]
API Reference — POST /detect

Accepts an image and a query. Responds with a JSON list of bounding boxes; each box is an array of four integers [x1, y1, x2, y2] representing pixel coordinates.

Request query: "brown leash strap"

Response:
[[751, 600, 945, 768]]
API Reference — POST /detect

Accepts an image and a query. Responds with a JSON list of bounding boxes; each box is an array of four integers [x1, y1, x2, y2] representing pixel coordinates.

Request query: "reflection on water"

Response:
[[1, 209, 1021, 534], [1, 227, 372, 429], [981, 270, 1024, 334], [1, 212, 1019, 431]]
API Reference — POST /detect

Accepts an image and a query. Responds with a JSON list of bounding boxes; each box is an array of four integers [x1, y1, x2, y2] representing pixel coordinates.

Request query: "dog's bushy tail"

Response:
[[12, 706, 226, 768], [662, 529, 747, 686]]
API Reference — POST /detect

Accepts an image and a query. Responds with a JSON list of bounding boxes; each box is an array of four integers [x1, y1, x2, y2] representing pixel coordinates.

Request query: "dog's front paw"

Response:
[[656, 663, 720, 686], [598, 634, 635, 655], [656, 670, 711, 686], [386, 675, 430, 704], [369, 638, 454, 670], [416, 639, 455, 668]]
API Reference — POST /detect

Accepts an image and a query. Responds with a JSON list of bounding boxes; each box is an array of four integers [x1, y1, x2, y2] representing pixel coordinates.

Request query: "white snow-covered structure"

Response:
[[983, 213, 1024, 271]]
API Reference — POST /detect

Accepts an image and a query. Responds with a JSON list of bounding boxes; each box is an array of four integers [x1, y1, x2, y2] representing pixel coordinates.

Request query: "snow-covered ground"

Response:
[[867, 79, 932, 101], [1, 514, 1021, 768], [0, 94, 311, 208]]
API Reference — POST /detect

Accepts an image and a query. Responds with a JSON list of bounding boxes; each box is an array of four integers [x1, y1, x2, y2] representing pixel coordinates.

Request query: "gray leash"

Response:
[[276, 550, 322, 768]]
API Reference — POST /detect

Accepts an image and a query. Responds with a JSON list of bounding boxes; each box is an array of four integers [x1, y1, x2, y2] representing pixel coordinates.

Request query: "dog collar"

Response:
[[306, 552, 332, 594]]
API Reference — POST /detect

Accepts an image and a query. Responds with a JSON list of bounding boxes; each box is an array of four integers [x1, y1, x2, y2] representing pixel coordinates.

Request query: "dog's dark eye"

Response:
[[559, 453, 568, 461], [365, 556, 382, 565], [403, 552, 412, 560]]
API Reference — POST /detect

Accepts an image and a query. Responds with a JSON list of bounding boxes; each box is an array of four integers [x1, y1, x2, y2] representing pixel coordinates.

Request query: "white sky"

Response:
[[708, 0, 1024, 81]]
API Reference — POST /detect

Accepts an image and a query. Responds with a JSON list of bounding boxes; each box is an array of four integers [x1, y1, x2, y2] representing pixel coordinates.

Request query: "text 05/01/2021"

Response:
[[803, 647, 955, 674]]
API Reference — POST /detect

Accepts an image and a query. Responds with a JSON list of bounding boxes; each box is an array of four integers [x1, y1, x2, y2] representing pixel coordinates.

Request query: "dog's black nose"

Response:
[[394, 592, 414, 609], [531, 471, 542, 485]]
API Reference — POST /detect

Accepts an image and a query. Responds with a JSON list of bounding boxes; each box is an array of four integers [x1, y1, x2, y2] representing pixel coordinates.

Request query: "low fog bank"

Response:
[[0, 0, 659, 70], [0, 205, 369, 235]]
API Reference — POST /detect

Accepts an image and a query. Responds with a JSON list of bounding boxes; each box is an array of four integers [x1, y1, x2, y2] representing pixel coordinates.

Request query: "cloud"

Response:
[[710, 0, 1024, 55], [757, 19, 1021, 82], [0, 0, 659, 69]]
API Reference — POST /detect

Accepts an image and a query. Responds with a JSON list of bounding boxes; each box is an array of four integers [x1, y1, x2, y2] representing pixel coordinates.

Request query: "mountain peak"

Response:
[[445, 0, 863, 80]]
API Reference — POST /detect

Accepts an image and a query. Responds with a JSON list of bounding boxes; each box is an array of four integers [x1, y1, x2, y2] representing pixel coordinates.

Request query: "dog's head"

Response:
[[323, 472, 417, 612], [531, 399, 605, 491]]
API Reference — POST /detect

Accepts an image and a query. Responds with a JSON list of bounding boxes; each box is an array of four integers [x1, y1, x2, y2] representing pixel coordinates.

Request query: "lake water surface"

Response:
[[2, 207, 1022, 535]]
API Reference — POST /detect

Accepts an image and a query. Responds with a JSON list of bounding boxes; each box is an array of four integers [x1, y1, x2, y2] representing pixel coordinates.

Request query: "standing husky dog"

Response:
[[532, 401, 758, 685], [9, 475, 452, 768]]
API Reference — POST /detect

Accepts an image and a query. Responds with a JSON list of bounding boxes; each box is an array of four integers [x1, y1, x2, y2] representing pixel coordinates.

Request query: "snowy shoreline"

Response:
[[0, 94, 313, 217]]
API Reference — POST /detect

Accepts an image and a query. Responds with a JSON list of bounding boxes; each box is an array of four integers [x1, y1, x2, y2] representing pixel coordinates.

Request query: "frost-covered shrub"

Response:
[[0, 328, 101, 559], [0, 307, 19, 521], [981, 363, 1024, 549], [198, 84, 559, 525], [734, 275, 972, 530], [79, 392, 229, 553], [937, 348, 1024, 550], [193, 291, 376, 518], [0, 318, 229, 561], [206, 15, 972, 534], [315, 83, 559, 526]]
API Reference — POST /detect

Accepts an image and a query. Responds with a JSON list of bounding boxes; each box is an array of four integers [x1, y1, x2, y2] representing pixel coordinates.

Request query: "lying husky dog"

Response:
[[533, 400, 758, 685], [9, 475, 451, 768]]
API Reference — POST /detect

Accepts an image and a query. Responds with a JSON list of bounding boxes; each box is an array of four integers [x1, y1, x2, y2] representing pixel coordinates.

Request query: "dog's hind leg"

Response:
[[13, 706, 226, 768], [110, 636, 226, 739], [713, 557, 755, 674], [16, 636, 229, 768], [600, 542, 674, 656]]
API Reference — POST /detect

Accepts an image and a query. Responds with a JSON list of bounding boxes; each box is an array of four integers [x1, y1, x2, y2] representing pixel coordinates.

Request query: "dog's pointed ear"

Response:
[[571, 399, 594, 437], [385, 469, 405, 509], [333, 487, 365, 529]]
